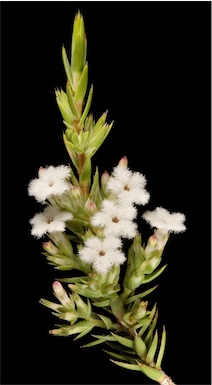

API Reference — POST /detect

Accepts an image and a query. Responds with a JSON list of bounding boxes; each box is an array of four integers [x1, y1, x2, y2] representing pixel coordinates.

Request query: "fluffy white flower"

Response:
[[107, 165, 150, 205], [78, 236, 126, 274], [91, 199, 137, 239], [28, 165, 71, 203], [30, 205, 73, 238], [142, 206, 186, 233]]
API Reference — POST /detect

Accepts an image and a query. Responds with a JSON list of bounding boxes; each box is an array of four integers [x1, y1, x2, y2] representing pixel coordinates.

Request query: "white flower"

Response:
[[107, 165, 150, 205], [30, 205, 73, 238], [78, 236, 126, 274], [28, 165, 71, 203], [91, 199, 137, 239], [142, 207, 186, 233]]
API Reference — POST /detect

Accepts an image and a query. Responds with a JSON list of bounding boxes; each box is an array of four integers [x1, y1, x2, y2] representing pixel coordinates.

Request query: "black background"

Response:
[[1, 1, 211, 384]]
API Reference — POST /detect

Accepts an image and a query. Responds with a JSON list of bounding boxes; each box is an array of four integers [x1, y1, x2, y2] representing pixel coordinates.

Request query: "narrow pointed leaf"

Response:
[[144, 311, 158, 347], [97, 314, 113, 330], [111, 333, 134, 349], [142, 265, 167, 284], [110, 360, 141, 371], [62, 46, 73, 88], [92, 299, 110, 307], [155, 326, 166, 370], [92, 334, 117, 342], [137, 362, 166, 383], [73, 324, 94, 340], [79, 85, 93, 128], [105, 342, 137, 355], [138, 304, 157, 337], [81, 338, 106, 348], [75, 64, 88, 101], [134, 335, 147, 358], [66, 81, 79, 117], [63, 133, 79, 171], [124, 285, 158, 305], [80, 155, 91, 185], [103, 350, 136, 362], [110, 296, 125, 320], [146, 330, 158, 365]]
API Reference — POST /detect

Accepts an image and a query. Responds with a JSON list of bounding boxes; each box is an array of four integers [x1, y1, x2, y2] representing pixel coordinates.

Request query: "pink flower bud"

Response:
[[85, 200, 97, 214], [53, 281, 63, 295], [118, 156, 128, 168], [38, 166, 44, 178], [43, 241, 59, 255], [101, 170, 110, 186], [52, 281, 75, 310], [71, 185, 81, 198]]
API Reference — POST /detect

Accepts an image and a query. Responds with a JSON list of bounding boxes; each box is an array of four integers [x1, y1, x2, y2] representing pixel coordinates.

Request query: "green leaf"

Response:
[[155, 326, 166, 370], [62, 46, 73, 88], [92, 299, 110, 308], [103, 349, 136, 362], [88, 168, 102, 207], [110, 360, 141, 371], [110, 296, 125, 320], [137, 362, 166, 382], [66, 81, 79, 117], [90, 123, 113, 157], [55, 265, 76, 271], [111, 333, 134, 349], [56, 89, 75, 125], [63, 133, 79, 171], [132, 318, 150, 330], [92, 111, 107, 136], [80, 155, 91, 186], [142, 265, 167, 284], [124, 285, 158, 305], [75, 64, 88, 102], [81, 339, 106, 348], [134, 334, 147, 358], [79, 85, 93, 128], [73, 324, 94, 340], [92, 334, 117, 342], [71, 12, 86, 75], [138, 304, 157, 337], [97, 314, 113, 329], [146, 330, 158, 365], [144, 310, 158, 347], [105, 342, 137, 355]]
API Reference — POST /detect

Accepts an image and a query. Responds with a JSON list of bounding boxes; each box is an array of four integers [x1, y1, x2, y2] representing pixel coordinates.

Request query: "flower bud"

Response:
[[85, 200, 97, 215], [53, 281, 75, 310], [43, 241, 59, 255], [59, 311, 78, 323], [118, 156, 128, 168], [126, 271, 145, 290], [122, 311, 136, 326], [38, 166, 44, 178], [71, 185, 82, 198], [144, 230, 169, 259], [133, 301, 147, 321], [145, 257, 160, 273], [101, 170, 110, 186]]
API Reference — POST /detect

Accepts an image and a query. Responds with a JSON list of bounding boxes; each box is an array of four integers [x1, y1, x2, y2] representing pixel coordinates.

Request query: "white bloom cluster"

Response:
[[107, 163, 150, 206], [28, 165, 71, 203], [28, 165, 73, 238], [30, 205, 73, 239], [142, 207, 186, 233], [78, 162, 150, 274], [78, 236, 125, 274]]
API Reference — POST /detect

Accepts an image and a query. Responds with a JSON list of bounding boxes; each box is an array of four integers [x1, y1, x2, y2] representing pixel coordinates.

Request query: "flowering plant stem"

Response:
[[28, 11, 185, 385]]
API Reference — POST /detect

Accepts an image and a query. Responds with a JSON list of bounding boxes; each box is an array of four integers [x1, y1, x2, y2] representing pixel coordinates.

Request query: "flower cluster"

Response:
[[28, 165, 73, 238], [28, 12, 187, 385]]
